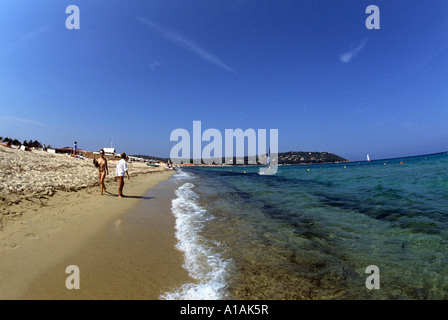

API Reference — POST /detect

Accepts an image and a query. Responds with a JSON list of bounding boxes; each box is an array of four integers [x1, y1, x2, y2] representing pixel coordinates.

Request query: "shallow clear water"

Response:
[[163, 153, 448, 300]]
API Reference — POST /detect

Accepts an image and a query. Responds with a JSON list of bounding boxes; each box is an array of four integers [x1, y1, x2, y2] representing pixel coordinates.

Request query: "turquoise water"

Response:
[[163, 153, 448, 300]]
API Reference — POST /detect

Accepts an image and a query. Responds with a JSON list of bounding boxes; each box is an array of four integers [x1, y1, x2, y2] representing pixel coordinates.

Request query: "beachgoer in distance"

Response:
[[96, 149, 109, 195], [72, 141, 78, 156], [116, 152, 130, 198]]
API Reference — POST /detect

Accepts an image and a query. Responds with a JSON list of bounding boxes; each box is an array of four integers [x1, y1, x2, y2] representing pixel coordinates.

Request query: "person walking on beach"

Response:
[[72, 141, 78, 156], [96, 149, 109, 195], [116, 152, 130, 198]]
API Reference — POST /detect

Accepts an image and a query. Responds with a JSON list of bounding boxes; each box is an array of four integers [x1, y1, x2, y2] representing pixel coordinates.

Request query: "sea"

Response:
[[161, 152, 448, 300]]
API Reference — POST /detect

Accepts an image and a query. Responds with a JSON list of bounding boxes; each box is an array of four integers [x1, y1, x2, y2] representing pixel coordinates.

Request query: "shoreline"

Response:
[[0, 170, 193, 299]]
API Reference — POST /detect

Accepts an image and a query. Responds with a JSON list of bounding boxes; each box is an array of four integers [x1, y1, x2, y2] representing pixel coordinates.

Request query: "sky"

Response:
[[0, 0, 447, 161]]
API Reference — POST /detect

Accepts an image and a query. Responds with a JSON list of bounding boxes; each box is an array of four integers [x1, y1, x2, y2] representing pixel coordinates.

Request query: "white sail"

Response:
[[367, 154, 371, 162]]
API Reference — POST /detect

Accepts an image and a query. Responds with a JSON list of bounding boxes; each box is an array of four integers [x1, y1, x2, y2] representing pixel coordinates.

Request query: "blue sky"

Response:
[[0, 0, 447, 161]]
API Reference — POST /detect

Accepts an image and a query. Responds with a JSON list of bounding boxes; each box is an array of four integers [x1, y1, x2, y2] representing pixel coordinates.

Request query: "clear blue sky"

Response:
[[0, 0, 447, 161]]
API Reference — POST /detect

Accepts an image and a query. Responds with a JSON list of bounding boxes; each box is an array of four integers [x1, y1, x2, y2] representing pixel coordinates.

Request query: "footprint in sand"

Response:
[[48, 226, 61, 234], [9, 243, 19, 249], [26, 233, 39, 240]]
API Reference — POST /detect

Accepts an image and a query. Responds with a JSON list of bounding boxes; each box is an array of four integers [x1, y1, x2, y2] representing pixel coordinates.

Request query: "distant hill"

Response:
[[131, 154, 170, 163], [132, 151, 348, 165], [278, 151, 348, 164]]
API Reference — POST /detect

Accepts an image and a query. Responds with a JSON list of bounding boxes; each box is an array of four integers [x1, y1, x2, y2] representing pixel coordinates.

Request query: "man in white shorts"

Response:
[[116, 153, 130, 198]]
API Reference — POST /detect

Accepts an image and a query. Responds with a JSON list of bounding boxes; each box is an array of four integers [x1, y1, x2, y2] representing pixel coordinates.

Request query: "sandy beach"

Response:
[[0, 145, 192, 299], [0, 145, 168, 227]]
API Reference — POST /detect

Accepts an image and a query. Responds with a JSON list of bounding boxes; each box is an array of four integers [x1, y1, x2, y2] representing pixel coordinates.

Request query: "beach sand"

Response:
[[0, 145, 192, 299], [0, 145, 168, 227]]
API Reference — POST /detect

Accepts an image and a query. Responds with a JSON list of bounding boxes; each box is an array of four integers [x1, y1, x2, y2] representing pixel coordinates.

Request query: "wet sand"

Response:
[[0, 171, 194, 299]]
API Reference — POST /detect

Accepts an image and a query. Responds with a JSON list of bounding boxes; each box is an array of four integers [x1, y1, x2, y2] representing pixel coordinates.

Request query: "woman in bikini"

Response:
[[95, 149, 109, 195]]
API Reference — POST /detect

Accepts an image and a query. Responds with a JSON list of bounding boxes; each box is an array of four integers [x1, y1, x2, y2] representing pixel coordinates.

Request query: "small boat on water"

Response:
[[146, 163, 159, 167], [367, 154, 371, 162]]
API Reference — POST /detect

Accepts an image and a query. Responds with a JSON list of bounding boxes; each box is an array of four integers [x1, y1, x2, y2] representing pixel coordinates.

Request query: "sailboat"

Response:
[[258, 148, 272, 175], [367, 154, 371, 162]]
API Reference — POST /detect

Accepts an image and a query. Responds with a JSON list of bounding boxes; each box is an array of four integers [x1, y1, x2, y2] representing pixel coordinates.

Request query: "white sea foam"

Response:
[[172, 168, 191, 180], [160, 182, 231, 300]]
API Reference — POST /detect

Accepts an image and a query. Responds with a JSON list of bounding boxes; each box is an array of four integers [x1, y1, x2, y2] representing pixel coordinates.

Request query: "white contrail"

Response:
[[137, 17, 235, 73], [1, 116, 47, 127]]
